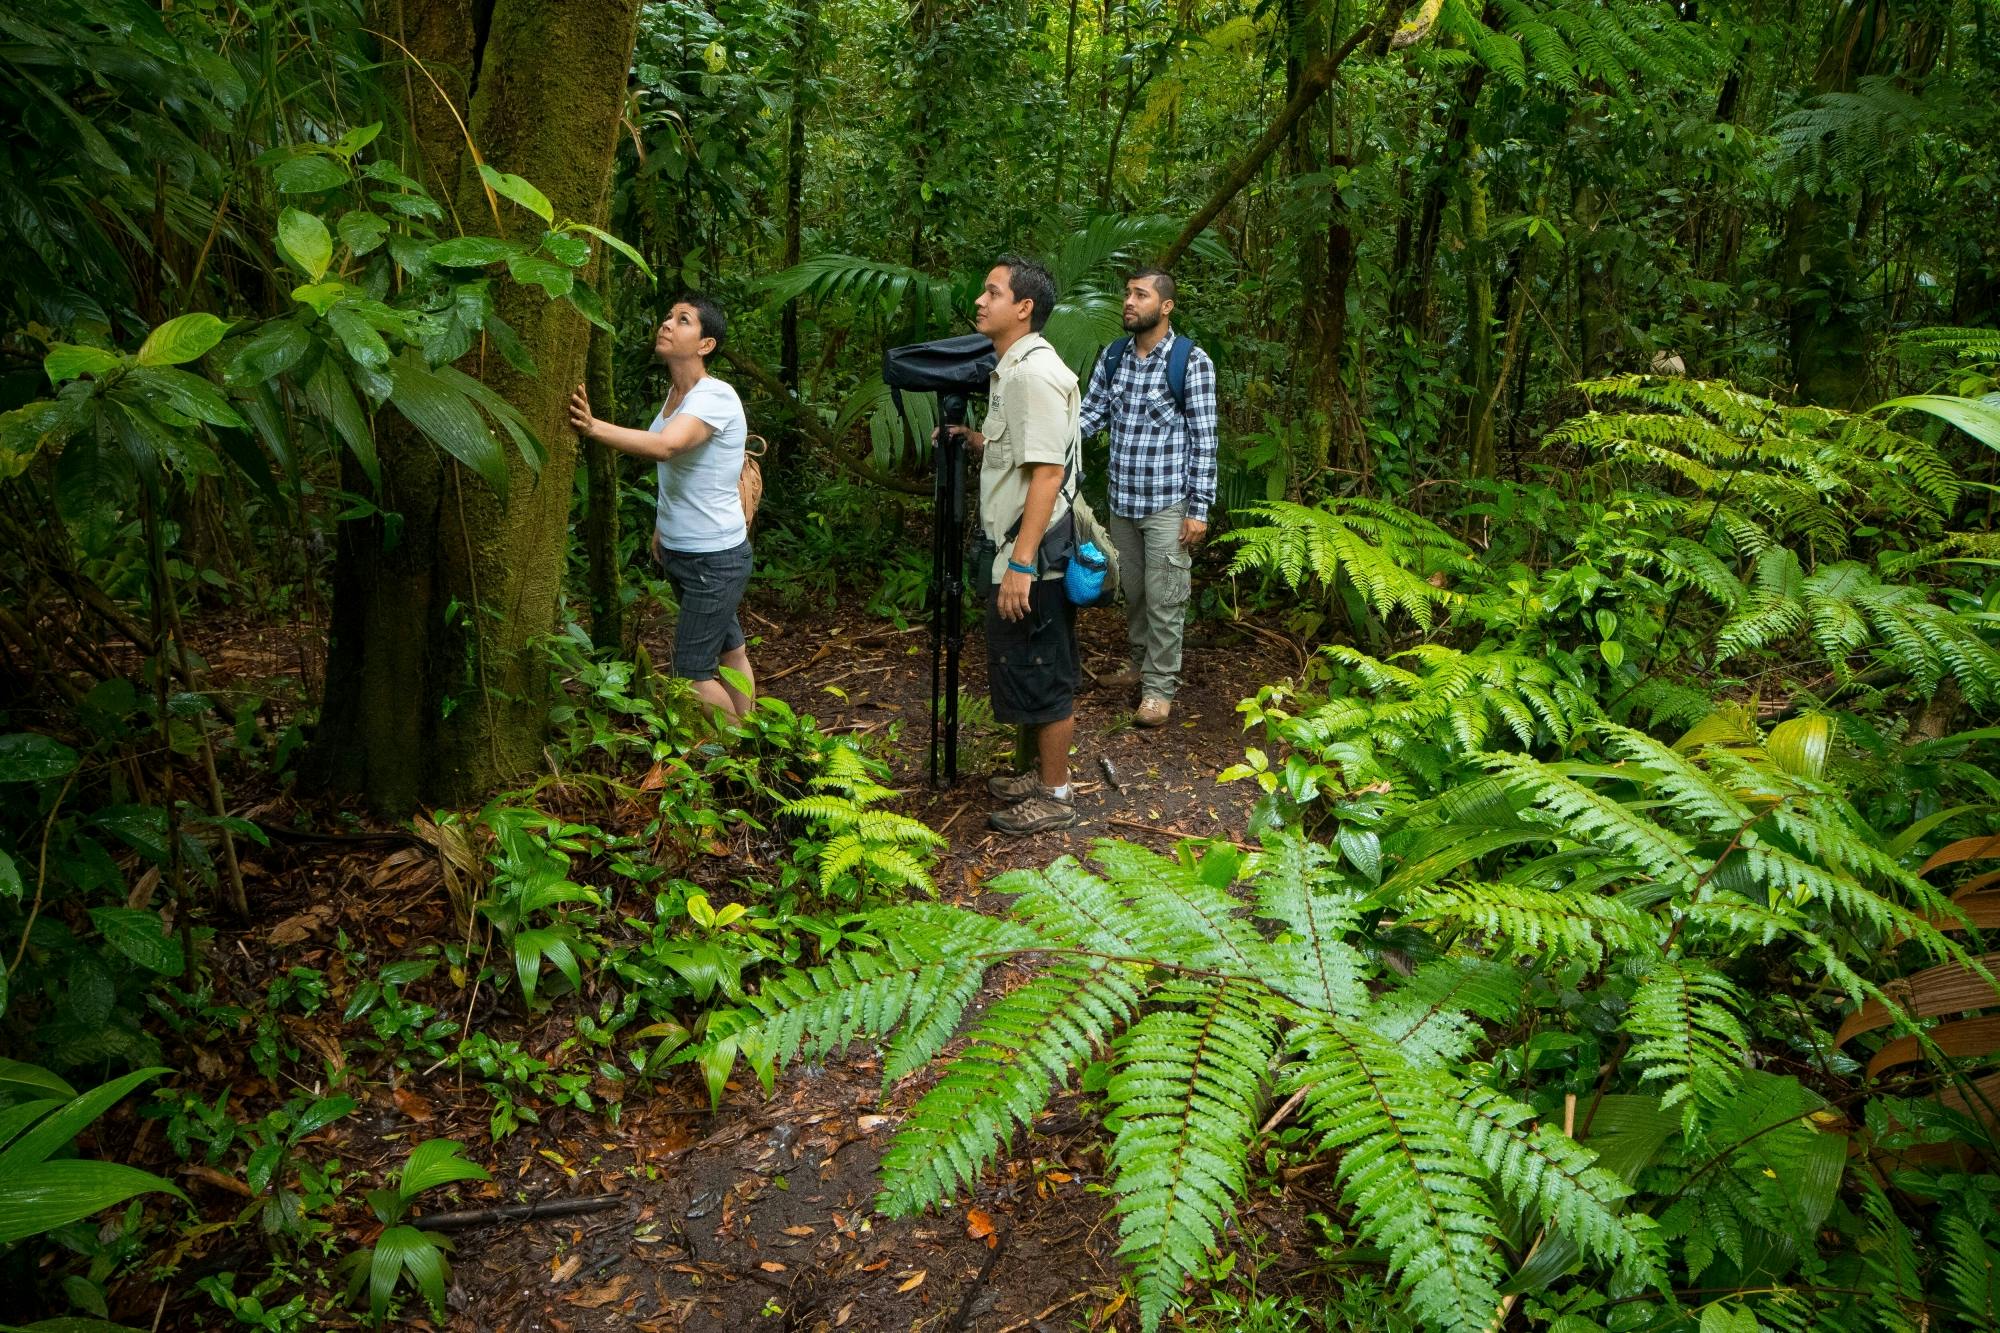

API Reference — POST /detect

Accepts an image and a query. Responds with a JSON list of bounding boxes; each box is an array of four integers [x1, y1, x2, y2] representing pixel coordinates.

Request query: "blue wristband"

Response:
[[1006, 559, 1036, 576]]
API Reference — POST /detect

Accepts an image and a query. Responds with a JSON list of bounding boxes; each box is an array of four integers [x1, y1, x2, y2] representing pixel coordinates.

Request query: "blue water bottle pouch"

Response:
[[1066, 539, 1110, 607]]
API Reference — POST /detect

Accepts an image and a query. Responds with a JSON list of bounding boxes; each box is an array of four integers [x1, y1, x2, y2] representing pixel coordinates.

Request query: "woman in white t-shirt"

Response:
[[568, 295, 756, 720]]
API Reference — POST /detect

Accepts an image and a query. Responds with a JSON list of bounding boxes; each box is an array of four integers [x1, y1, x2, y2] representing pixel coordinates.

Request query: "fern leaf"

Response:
[[1486, 752, 1700, 885], [1406, 882, 1658, 965], [1452, 1086, 1661, 1283], [1107, 979, 1278, 1330], [1626, 961, 1748, 1124], [724, 908, 1038, 1071], [1250, 834, 1371, 1015], [877, 958, 1142, 1215], [1291, 1018, 1505, 1333]]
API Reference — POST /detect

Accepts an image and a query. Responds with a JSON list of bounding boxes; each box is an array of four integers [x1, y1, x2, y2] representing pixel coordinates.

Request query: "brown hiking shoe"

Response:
[[1135, 697, 1172, 727], [986, 769, 1040, 804], [1098, 663, 1142, 692], [989, 788, 1078, 835]]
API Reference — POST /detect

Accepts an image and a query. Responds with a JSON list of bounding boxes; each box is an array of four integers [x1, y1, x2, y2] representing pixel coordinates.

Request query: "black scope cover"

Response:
[[882, 333, 996, 394]]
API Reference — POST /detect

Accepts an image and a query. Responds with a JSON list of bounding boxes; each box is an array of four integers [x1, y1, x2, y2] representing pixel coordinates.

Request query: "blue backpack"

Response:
[[1098, 334, 1196, 413]]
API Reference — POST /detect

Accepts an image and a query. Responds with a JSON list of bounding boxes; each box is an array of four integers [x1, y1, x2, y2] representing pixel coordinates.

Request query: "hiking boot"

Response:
[[986, 769, 1040, 804], [989, 787, 1078, 835], [1098, 663, 1142, 693], [1135, 697, 1172, 728]]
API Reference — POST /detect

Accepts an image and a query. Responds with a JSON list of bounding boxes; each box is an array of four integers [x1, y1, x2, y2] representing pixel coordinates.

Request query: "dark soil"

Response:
[[121, 592, 1308, 1332]]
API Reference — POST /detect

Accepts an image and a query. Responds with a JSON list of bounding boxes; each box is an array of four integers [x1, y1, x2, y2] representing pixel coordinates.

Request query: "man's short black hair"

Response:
[[1127, 266, 1176, 304], [994, 255, 1057, 333], [674, 291, 727, 361]]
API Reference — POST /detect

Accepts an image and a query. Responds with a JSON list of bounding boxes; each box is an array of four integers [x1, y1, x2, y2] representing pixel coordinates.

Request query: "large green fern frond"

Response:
[[1452, 1086, 1662, 1282], [1106, 979, 1277, 1331], [1224, 499, 1476, 632], [1626, 961, 1748, 1125], [724, 907, 1041, 1071], [877, 957, 1143, 1215], [1485, 752, 1700, 885], [1405, 882, 1659, 966], [1290, 1018, 1506, 1333], [1251, 834, 1371, 1015]]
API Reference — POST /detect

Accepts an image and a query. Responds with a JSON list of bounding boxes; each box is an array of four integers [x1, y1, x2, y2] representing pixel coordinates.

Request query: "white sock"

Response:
[[1048, 782, 1071, 800]]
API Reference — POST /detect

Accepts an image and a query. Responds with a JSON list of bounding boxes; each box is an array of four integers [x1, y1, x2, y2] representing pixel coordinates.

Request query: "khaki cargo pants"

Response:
[[1108, 503, 1191, 702]]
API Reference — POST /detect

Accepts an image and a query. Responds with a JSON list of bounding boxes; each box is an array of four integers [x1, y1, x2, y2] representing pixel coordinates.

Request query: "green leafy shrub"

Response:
[[338, 1139, 489, 1326]]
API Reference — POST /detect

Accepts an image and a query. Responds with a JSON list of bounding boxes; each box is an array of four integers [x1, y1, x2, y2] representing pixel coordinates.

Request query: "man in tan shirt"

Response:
[[958, 256, 1082, 834]]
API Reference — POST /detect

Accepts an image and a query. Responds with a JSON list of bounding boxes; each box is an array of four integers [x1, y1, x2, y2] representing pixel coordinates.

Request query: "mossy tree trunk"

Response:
[[313, 0, 641, 812]]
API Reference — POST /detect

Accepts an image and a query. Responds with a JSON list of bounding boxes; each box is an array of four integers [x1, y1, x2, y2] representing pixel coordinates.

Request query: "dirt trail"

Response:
[[445, 603, 1295, 1331]]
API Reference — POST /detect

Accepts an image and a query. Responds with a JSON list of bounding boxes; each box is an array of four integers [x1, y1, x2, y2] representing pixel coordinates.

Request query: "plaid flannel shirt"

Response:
[[1077, 329, 1219, 523]]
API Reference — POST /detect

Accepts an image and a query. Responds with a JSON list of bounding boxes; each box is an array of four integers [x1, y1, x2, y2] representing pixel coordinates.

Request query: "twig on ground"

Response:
[[946, 1225, 1010, 1332], [412, 1192, 627, 1233], [995, 1289, 1097, 1333]]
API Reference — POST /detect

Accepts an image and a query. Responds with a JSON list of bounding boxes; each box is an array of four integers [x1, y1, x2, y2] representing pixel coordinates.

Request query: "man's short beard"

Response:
[[1122, 309, 1164, 334]]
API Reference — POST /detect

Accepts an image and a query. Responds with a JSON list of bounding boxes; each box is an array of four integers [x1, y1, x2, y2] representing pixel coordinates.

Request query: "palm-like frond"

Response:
[[1225, 498, 1479, 632]]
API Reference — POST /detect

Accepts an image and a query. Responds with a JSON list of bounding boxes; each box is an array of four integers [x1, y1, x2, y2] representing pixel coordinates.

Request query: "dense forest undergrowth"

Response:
[[6, 0, 2000, 1330]]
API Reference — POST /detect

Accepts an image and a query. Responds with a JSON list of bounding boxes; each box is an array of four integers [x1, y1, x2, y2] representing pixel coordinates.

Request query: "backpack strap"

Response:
[[1165, 334, 1194, 413], [1098, 335, 1132, 393]]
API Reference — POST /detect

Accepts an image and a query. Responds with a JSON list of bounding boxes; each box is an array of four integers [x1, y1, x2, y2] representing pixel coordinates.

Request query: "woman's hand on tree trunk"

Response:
[[568, 384, 598, 441]]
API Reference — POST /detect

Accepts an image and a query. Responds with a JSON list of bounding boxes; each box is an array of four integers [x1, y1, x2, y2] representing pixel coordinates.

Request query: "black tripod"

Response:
[[880, 331, 996, 789], [928, 393, 971, 786]]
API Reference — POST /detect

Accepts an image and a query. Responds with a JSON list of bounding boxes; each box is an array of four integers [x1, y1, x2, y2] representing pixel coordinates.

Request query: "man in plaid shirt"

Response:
[[1078, 267, 1218, 726]]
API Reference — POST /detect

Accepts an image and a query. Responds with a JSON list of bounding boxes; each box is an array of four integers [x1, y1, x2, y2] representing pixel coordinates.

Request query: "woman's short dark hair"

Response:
[[674, 292, 728, 361], [995, 256, 1057, 332]]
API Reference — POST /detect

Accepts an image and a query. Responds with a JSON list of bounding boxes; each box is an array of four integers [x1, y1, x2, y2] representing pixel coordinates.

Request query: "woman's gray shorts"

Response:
[[656, 539, 753, 680]]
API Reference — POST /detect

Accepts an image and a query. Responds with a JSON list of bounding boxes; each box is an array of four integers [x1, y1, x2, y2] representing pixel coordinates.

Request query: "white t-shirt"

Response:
[[651, 376, 748, 553]]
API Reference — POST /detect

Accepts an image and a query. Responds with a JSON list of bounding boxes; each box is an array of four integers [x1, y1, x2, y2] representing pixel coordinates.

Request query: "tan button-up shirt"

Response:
[[977, 333, 1080, 583]]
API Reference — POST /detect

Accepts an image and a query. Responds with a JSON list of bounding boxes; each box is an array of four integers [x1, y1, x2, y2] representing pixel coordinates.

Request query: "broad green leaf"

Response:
[[0, 1160, 184, 1245], [0, 734, 80, 783], [427, 236, 520, 268], [433, 365, 544, 473], [304, 360, 379, 485], [478, 164, 553, 222], [291, 282, 346, 316], [369, 1225, 447, 1322], [389, 353, 508, 495], [0, 849, 18, 901], [326, 306, 390, 370], [334, 122, 384, 157], [126, 368, 244, 429], [277, 208, 334, 281], [0, 1100, 58, 1154], [0, 1060, 76, 1101], [398, 1138, 490, 1197], [1767, 714, 1832, 782], [505, 254, 574, 298], [1335, 826, 1382, 885], [136, 314, 228, 367], [1878, 393, 2000, 450], [87, 908, 184, 976], [540, 230, 591, 268], [566, 280, 613, 332], [290, 1094, 356, 1141], [274, 154, 350, 193], [246, 1142, 281, 1195], [337, 211, 389, 256], [224, 319, 313, 386], [0, 397, 90, 481], [573, 224, 655, 282], [0, 1067, 172, 1169], [45, 345, 122, 385]]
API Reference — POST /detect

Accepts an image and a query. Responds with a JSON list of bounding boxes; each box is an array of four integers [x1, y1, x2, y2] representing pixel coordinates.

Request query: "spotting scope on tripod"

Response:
[[881, 333, 996, 787]]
